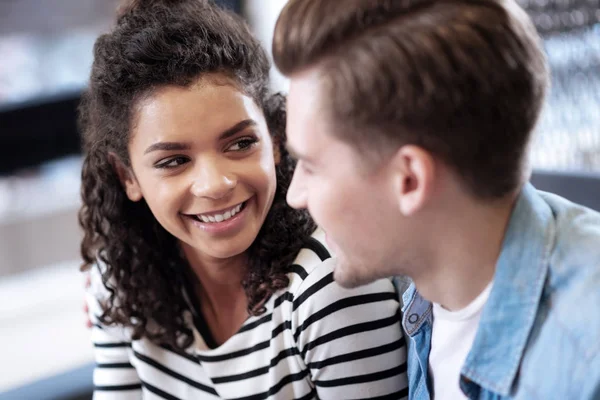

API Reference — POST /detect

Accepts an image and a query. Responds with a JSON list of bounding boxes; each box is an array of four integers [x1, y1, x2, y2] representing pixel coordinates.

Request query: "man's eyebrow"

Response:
[[286, 143, 314, 163]]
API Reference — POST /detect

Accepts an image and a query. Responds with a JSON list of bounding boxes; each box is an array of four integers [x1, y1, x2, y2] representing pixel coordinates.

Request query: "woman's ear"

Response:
[[109, 153, 143, 202]]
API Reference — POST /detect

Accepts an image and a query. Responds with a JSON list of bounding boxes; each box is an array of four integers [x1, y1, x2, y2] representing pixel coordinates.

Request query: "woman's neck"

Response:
[[181, 244, 249, 346]]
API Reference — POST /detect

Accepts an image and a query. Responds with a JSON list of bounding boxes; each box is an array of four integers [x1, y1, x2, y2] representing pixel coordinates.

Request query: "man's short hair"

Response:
[[273, 0, 549, 199]]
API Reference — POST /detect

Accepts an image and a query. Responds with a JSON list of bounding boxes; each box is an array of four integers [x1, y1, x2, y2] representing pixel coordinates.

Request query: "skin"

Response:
[[115, 74, 279, 343], [285, 66, 515, 311]]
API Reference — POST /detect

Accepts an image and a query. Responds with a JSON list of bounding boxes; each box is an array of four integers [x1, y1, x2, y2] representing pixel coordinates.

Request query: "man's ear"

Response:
[[109, 153, 143, 202], [390, 145, 435, 216]]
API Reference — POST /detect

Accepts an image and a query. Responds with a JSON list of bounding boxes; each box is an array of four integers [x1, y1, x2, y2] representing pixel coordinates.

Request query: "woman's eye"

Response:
[[228, 137, 258, 152], [155, 156, 189, 169]]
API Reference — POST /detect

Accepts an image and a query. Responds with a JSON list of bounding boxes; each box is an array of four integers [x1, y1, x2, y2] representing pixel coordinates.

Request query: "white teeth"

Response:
[[196, 202, 244, 223]]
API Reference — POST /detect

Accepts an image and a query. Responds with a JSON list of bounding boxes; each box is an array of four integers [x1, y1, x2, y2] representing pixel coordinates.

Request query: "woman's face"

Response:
[[121, 76, 278, 262]]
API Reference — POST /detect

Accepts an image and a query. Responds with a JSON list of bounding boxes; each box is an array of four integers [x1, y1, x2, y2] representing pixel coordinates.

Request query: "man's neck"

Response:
[[413, 194, 516, 311]]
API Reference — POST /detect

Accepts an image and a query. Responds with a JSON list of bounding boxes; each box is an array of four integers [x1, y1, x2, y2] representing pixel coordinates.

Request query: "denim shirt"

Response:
[[396, 183, 600, 400]]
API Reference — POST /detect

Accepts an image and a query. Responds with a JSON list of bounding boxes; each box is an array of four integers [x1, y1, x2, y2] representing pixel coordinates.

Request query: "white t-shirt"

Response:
[[428, 281, 493, 399]]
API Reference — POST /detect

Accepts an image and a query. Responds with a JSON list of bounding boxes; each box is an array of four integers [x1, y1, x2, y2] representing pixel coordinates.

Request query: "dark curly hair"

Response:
[[79, 0, 315, 350]]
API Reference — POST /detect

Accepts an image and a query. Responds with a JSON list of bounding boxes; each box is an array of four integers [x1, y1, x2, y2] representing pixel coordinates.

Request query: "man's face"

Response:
[[286, 68, 404, 287]]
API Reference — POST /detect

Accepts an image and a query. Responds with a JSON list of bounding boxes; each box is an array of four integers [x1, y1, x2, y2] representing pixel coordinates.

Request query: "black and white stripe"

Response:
[[87, 229, 408, 399]]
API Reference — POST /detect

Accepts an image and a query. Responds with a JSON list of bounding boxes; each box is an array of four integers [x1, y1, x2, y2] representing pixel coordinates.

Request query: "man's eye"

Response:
[[228, 137, 258, 152], [301, 161, 313, 175], [155, 156, 189, 169]]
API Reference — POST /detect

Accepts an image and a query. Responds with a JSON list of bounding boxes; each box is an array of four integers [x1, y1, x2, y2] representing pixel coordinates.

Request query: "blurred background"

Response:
[[0, 0, 598, 398]]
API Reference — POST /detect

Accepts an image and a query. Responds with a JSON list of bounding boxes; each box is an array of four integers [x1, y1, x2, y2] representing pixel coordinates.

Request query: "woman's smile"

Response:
[[182, 197, 253, 235]]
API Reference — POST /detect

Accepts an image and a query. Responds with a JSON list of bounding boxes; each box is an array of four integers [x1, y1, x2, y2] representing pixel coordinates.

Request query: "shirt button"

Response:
[[408, 313, 419, 323]]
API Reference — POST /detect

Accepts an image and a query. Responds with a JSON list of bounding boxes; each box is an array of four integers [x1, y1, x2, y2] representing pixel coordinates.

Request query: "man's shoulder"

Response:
[[511, 192, 600, 398], [528, 193, 600, 374], [540, 190, 600, 255], [538, 260, 600, 358], [520, 282, 600, 399], [542, 190, 600, 297]]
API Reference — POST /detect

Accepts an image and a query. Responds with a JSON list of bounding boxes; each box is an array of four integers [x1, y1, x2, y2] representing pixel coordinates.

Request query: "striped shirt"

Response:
[[87, 230, 409, 399]]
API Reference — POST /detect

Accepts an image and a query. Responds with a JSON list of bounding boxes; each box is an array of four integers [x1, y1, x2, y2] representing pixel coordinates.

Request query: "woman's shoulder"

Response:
[[86, 261, 135, 342], [279, 229, 402, 364], [285, 227, 398, 310], [285, 228, 332, 291]]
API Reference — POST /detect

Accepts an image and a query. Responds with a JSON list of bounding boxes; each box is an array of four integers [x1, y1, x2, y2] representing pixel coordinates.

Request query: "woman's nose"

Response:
[[190, 162, 237, 200]]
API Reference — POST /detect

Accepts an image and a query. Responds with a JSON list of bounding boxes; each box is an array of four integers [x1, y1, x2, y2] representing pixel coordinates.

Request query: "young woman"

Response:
[[80, 1, 408, 399]]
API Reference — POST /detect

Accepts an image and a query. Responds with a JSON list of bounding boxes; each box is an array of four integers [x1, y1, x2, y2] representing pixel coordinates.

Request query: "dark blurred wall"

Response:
[[0, 0, 118, 35], [0, 0, 241, 175]]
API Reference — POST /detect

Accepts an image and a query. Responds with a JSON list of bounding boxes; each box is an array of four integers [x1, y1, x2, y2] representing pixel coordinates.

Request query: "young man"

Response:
[[272, 0, 600, 399]]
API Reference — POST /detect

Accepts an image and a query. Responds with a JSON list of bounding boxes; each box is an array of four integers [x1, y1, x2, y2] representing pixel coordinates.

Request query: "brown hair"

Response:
[[79, 0, 315, 351], [273, 0, 549, 199]]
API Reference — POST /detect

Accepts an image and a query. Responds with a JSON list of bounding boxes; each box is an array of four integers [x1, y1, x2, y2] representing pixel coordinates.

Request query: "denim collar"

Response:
[[401, 282, 432, 335], [400, 183, 556, 396], [460, 183, 556, 396]]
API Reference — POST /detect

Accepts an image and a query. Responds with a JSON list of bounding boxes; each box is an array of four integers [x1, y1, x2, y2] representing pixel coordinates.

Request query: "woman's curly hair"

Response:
[[79, 0, 316, 350]]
